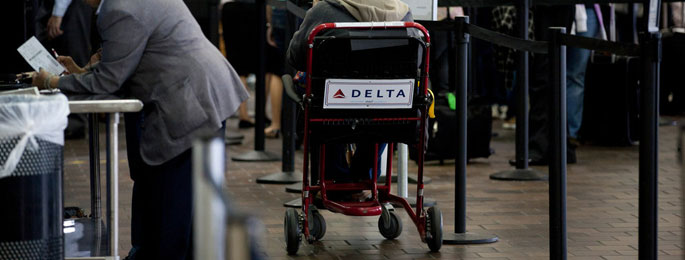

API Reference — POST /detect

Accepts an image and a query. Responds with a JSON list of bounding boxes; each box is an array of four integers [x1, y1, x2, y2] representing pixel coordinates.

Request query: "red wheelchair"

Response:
[[283, 22, 442, 254]]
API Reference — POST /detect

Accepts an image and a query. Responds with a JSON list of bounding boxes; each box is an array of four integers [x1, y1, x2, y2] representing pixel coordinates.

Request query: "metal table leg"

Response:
[[105, 113, 120, 259], [88, 114, 101, 219]]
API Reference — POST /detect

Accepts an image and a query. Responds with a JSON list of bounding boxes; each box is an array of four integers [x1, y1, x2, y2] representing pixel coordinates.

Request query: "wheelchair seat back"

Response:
[[306, 26, 429, 144]]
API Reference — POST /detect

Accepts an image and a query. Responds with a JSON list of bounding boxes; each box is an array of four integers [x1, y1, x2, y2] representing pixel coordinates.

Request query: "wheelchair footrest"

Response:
[[323, 200, 382, 216]]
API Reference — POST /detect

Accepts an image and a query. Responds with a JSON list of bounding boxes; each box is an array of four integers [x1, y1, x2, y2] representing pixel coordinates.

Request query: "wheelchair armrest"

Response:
[[282, 74, 302, 104]]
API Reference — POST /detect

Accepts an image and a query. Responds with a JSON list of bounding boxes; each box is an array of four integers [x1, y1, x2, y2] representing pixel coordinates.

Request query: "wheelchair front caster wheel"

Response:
[[378, 210, 403, 239], [284, 208, 301, 255], [309, 208, 326, 241], [425, 206, 443, 252]]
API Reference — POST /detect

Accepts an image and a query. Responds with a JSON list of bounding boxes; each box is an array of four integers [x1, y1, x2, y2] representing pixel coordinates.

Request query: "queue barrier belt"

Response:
[[420, 20, 640, 56]]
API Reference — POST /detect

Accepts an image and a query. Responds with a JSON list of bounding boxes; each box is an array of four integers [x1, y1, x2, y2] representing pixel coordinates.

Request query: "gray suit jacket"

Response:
[[59, 0, 249, 165]]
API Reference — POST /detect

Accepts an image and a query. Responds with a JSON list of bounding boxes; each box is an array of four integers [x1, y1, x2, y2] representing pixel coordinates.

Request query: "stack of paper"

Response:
[[17, 36, 65, 76]]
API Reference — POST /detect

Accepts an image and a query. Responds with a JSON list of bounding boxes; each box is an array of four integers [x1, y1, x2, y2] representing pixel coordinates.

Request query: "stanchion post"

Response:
[[548, 27, 567, 260], [515, 0, 529, 170], [443, 16, 497, 245], [254, 0, 267, 151], [257, 77, 302, 183], [258, 7, 301, 183], [232, 0, 280, 162], [489, 0, 547, 181], [455, 16, 468, 235], [638, 31, 661, 260]]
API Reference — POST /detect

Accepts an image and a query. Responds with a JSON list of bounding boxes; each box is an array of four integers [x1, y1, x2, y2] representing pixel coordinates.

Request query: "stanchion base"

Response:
[[257, 171, 302, 184], [284, 198, 301, 208], [231, 150, 280, 162], [377, 174, 432, 184], [489, 168, 547, 181], [443, 232, 498, 244], [285, 182, 302, 193], [391, 197, 437, 208]]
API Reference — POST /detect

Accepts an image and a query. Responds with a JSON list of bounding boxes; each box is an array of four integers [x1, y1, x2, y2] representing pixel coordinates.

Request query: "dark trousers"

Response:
[[529, 5, 574, 160], [311, 142, 386, 184], [124, 112, 225, 260]]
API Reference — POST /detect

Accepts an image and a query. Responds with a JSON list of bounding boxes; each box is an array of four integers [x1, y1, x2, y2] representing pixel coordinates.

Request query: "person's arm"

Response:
[[58, 10, 149, 94], [48, 0, 73, 39], [52, 0, 73, 17]]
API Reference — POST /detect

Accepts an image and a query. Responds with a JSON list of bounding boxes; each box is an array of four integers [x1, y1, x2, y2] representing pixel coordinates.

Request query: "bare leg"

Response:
[[238, 76, 253, 123], [265, 73, 282, 137]]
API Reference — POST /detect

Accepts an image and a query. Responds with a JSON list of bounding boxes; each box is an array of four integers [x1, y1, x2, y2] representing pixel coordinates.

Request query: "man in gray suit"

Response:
[[33, 0, 249, 258]]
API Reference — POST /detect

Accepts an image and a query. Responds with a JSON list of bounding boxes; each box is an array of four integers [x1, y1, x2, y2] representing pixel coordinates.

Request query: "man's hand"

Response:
[[32, 69, 54, 89], [86, 48, 103, 68], [57, 56, 86, 75], [47, 16, 64, 39]]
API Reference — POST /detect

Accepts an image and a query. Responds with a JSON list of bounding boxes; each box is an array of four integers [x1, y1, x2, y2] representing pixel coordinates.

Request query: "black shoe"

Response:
[[508, 158, 531, 167], [238, 118, 272, 129], [567, 148, 577, 164], [238, 120, 255, 129], [530, 158, 548, 166], [508, 158, 548, 166]]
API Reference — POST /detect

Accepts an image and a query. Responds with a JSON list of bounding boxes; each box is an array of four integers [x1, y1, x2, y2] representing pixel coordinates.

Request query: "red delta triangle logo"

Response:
[[333, 89, 345, 98]]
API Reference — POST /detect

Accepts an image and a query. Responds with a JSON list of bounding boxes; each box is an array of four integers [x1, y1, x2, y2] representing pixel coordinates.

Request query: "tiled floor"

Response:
[[63, 116, 684, 259]]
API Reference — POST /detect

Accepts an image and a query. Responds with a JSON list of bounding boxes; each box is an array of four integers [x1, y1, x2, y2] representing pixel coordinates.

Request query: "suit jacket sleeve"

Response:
[[59, 10, 148, 94]]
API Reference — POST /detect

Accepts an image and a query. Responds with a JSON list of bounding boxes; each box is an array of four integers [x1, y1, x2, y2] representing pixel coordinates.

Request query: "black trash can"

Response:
[[0, 94, 69, 260]]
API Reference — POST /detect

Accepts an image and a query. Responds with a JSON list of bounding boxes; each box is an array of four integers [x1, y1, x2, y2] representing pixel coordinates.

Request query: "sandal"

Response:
[[265, 128, 280, 138]]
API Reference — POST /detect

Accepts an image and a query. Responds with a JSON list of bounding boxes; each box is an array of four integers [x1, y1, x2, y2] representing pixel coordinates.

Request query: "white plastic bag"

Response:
[[0, 94, 69, 179]]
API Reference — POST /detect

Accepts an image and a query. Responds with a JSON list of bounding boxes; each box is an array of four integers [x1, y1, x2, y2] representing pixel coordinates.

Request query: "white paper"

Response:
[[17, 36, 65, 75]]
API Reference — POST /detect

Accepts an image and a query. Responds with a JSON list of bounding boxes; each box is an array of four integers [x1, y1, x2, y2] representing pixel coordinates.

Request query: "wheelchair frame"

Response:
[[285, 21, 442, 254]]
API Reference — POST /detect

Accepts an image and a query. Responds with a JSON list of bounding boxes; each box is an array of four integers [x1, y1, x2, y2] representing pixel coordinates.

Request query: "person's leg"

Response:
[[265, 73, 282, 137], [324, 143, 351, 182], [153, 123, 225, 259], [528, 5, 575, 163], [124, 112, 156, 259], [349, 143, 387, 181], [566, 7, 598, 139], [238, 76, 255, 128], [155, 150, 194, 260]]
